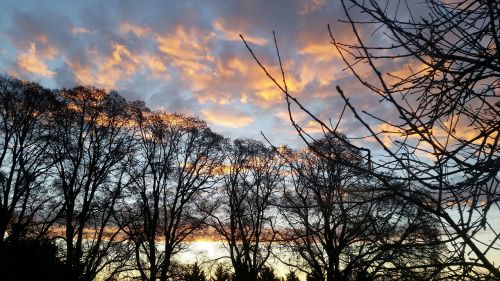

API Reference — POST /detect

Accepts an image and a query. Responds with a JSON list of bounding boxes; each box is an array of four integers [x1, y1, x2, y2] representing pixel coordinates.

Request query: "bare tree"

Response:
[[242, 0, 500, 279], [329, 0, 500, 279], [208, 139, 285, 281], [277, 134, 444, 281], [0, 76, 58, 244], [49, 86, 134, 281], [120, 109, 224, 281]]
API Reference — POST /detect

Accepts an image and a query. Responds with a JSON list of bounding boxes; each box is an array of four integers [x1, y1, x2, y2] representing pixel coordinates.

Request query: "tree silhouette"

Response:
[[242, 0, 500, 279], [329, 0, 500, 278], [0, 237, 72, 281], [184, 263, 207, 281], [276, 135, 444, 280], [0, 76, 58, 244], [119, 109, 225, 281], [211, 264, 231, 281], [257, 266, 280, 281], [208, 139, 285, 281], [48, 86, 134, 280], [284, 271, 300, 281]]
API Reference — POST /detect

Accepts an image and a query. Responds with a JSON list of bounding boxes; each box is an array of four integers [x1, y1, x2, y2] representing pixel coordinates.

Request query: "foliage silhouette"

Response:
[[257, 266, 280, 281], [0, 238, 73, 281], [211, 265, 231, 281], [184, 263, 207, 281], [284, 271, 300, 281]]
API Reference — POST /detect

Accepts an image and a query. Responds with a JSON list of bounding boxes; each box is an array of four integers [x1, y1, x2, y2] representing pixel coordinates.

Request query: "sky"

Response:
[[0, 0, 413, 148], [2, 0, 499, 269]]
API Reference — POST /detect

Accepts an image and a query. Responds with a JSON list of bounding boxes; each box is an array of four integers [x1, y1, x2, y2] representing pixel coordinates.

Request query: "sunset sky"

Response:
[[0, 0, 410, 147], [1, 2, 498, 278]]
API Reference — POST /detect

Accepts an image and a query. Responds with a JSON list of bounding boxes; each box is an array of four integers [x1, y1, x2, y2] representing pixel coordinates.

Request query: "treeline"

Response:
[[0, 75, 445, 281]]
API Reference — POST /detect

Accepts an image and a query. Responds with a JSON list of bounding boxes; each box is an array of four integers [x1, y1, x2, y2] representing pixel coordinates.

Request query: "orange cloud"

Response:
[[255, 86, 283, 105], [298, 62, 341, 89], [68, 43, 167, 88], [240, 93, 249, 104], [213, 19, 268, 46], [143, 55, 167, 75], [251, 63, 306, 107], [119, 22, 150, 38], [196, 58, 303, 108], [15, 42, 56, 77], [369, 116, 491, 162], [157, 25, 214, 62], [95, 44, 139, 86], [299, 43, 339, 63], [189, 52, 310, 109], [156, 25, 215, 84], [66, 59, 93, 85], [201, 109, 253, 128], [302, 120, 325, 134], [385, 59, 430, 87]]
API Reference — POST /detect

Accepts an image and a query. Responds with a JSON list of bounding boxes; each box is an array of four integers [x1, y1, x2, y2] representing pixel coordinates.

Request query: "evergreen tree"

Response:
[[285, 271, 300, 281], [212, 265, 231, 281], [184, 263, 207, 281], [258, 267, 280, 281]]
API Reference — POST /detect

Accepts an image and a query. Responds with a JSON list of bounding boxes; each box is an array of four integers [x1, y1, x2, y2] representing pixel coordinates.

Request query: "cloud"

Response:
[[0, 0, 386, 147], [66, 43, 168, 88], [202, 108, 253, 128], [157, 25, 214, 63], [14, 42, 56, 77], [299, 42, 339, 63], [213, 19, 268, 46], [71, 27, 92, 35], [298, 0, 327, 15], [119, 22, 150, 38]]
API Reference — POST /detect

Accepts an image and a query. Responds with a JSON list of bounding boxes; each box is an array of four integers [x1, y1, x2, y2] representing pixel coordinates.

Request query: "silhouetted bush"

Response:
[[0, 238, 73, 281]]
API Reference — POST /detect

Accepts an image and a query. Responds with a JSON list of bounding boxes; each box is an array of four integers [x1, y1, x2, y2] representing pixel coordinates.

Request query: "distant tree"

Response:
[[208, 139, 285, 281], [184, 263, 207, 281], [278, 135, 365, 281], [284, 271, 300, 281], [211, 264, 231, 281], [120, 109, 225, 281], [257, 266, 280, 281]]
